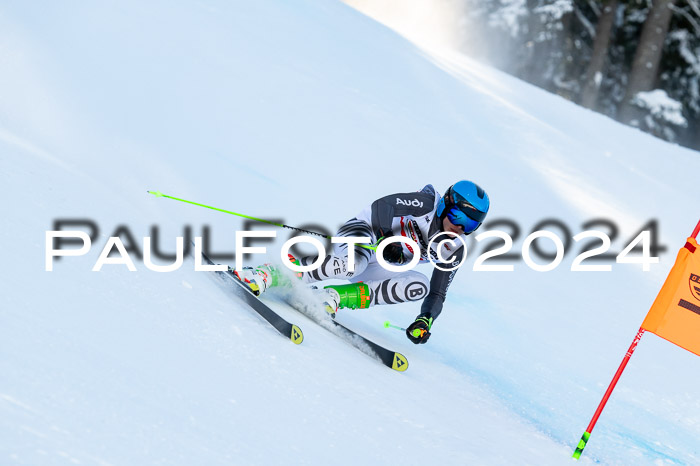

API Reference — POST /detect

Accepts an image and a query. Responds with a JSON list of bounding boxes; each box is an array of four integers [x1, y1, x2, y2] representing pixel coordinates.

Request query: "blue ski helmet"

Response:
[[436, 180, 490, 234]]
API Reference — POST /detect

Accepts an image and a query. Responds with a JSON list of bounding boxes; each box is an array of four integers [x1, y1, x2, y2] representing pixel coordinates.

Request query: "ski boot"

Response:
[[229, 254, 300, 296], [318, 283, 371, 318], [230, 266, 274, 296]]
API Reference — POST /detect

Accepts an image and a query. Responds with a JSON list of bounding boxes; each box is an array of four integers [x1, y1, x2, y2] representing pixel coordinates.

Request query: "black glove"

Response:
[[406, 316, 433, 344], [379, 237, 405, 264]]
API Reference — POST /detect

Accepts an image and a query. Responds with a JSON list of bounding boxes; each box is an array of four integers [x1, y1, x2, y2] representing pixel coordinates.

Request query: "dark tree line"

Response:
[[460, 0, 700, 150]]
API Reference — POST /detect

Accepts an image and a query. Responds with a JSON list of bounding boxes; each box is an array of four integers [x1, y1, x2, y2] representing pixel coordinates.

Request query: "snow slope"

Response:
[[1, 1, 699, 464]]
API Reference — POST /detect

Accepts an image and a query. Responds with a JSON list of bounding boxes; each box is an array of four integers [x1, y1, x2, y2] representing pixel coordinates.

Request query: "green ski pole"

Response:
[[147, 189, 378, 250], [384, 321, 406, 331]]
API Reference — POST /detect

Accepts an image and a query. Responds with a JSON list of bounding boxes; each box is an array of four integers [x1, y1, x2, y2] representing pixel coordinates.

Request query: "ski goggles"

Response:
[[445, 188, 487, 234], [446, 206, 481, 233]]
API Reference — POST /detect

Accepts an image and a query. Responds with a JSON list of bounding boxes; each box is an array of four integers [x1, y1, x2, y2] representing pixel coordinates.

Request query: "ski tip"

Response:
[[147, 190, 164, 197], [291, 325, 304, 345], [391, 352, 409, 372]]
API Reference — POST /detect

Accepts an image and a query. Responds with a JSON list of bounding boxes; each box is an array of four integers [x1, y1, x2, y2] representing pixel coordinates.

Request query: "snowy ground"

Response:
[[2, 1, 699, 465]]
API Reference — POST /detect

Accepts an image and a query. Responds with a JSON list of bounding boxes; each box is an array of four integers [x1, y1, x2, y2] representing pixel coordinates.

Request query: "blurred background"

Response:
[[346, 0, 700, 151]]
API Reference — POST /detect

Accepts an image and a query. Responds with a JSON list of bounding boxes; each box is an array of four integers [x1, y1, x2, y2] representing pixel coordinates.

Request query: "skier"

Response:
[[233, 181, 490, 344]]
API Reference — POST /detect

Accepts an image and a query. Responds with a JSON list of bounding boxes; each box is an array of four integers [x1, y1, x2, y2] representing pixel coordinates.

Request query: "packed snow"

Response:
[[1, 1, 699, 465]]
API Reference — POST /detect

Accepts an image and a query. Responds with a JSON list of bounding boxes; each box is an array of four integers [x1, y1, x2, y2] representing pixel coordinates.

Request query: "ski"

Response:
[[198, 250, 304, 345], [284, 297, 409, 372], [327, 318, 409, 372], [195, 246, 405, 370]]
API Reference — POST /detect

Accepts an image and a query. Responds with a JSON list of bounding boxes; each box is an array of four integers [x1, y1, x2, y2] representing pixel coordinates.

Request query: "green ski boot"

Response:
[[321, 283, 371, 318]]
